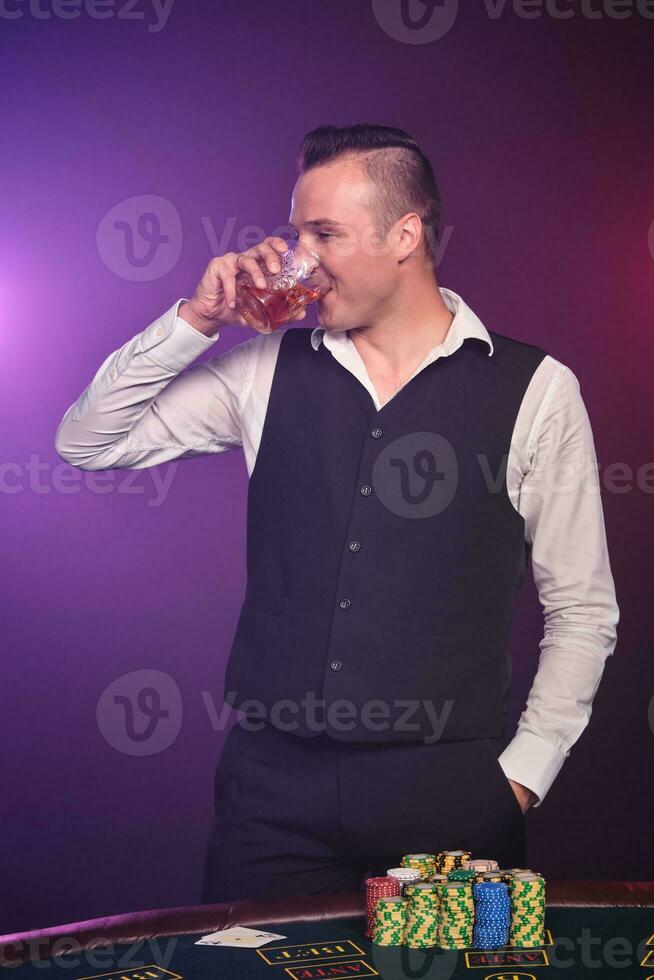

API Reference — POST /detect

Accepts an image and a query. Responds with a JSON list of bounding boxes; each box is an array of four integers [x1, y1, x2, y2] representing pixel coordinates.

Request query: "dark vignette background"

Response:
[[2, 0, 653, 934]]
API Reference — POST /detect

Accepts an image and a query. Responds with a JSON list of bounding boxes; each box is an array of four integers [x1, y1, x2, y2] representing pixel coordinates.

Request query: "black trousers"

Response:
[[200, 722, 526, 904]]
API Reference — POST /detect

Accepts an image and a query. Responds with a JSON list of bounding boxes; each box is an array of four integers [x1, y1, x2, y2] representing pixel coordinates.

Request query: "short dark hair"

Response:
[[297, 123, 442, 267]]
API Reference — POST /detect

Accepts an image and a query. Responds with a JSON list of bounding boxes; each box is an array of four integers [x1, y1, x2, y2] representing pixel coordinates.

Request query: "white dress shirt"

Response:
[[54, 287, 619, 807]]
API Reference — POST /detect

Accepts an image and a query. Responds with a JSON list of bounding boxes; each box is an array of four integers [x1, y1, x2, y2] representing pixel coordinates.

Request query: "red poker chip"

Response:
[[365, 877, 401, 937]]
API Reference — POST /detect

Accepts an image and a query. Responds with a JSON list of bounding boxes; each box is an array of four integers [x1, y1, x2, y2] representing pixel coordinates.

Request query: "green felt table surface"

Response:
[[7, 907, 654, 980]]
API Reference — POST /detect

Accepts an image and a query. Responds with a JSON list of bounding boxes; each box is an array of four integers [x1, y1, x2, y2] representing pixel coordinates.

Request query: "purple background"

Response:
[[2, 0, 653, 935]]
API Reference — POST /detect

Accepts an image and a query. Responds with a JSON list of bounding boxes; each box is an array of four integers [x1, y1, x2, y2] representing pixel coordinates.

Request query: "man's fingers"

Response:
[[207, 255, 228, 281], [205, 238, 294, 313], [269, 236, 292, 254], [208, 254, 237, 308], [254, 243, 282, 274], [224, 276, 237, 309], [236, 255, 268, 288]]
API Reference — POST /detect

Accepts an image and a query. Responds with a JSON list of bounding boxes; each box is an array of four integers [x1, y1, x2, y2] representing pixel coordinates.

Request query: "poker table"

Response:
[[2, 882, 653, 980]]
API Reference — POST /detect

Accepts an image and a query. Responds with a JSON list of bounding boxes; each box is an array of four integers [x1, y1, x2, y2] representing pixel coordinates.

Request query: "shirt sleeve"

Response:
[[498, 362, 620, 806], [54, 299, 257, 471]]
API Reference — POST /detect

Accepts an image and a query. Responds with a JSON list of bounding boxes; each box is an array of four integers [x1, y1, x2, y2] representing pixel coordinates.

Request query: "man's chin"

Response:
[[317, 294, 342, 331]]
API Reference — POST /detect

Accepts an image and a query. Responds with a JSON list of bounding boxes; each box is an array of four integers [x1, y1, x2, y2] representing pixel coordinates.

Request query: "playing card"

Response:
[[195, 926, 287, 947]]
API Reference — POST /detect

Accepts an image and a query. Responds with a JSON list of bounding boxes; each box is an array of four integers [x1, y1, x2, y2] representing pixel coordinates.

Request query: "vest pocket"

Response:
[[243, 588, 291, 619]]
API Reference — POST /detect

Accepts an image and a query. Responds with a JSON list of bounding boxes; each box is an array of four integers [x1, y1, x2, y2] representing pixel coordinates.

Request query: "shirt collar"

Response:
[[310, 287, 494, 358]]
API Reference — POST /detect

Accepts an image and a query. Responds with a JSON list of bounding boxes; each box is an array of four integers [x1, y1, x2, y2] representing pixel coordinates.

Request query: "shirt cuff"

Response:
[[139, 299, 220, 372], [498, 730, 568, 808]]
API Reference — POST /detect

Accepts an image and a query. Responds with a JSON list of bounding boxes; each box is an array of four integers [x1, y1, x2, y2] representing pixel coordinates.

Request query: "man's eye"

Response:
[[317, 232, 335, 240]]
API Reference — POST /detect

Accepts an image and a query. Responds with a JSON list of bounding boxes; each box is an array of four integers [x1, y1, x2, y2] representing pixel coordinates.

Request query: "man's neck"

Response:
[[348, 279, 455, 379]]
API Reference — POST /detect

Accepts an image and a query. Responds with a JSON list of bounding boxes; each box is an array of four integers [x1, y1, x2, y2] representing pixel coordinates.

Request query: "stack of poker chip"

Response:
[[509, 873, 546, 948], [401, 853, 436, 880], [428, 873, 448, 887], [447, 868, 478, 884], [387, 866, 421, 894], [373, 896, 408, 946], [472, 881, 511, 949], [476, 871, 504, 884], [404, 882, 441, 948], [463, 858, 499, 872], [494, 869, 532, 888], [436, 880, 475, 949], [435, 850, 471, 875], [403, 882, 421, 903], [365, 877, 400, 939]]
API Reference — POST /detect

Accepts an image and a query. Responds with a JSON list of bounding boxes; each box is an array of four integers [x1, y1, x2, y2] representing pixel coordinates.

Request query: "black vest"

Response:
[[224, 326, 548, 742]]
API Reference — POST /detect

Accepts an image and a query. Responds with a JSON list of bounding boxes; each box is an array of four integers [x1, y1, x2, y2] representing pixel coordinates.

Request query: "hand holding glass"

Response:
[[234, 239, 331, 334]]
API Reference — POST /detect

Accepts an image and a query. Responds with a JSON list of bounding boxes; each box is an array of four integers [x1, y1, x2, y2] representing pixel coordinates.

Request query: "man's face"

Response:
[[288, 156, 401, 332]]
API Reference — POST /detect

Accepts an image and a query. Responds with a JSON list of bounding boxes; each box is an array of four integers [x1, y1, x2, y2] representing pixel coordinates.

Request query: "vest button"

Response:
[[360, 484, 372, 496], [348, 540, 361, 552], [371, 427, 383, 439], [330, 659, 343, 671], [339, 598, 351, 610]]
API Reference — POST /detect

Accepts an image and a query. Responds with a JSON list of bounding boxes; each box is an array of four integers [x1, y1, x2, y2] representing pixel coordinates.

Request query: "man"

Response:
[[55, 124, 619, 903]]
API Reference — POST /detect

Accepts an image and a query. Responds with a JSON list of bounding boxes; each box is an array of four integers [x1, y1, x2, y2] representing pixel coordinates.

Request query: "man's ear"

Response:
[[396, 212, 424, 262]]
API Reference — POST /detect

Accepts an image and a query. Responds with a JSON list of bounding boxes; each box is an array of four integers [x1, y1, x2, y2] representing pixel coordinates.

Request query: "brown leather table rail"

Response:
[[1, 881, 653, 967]]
